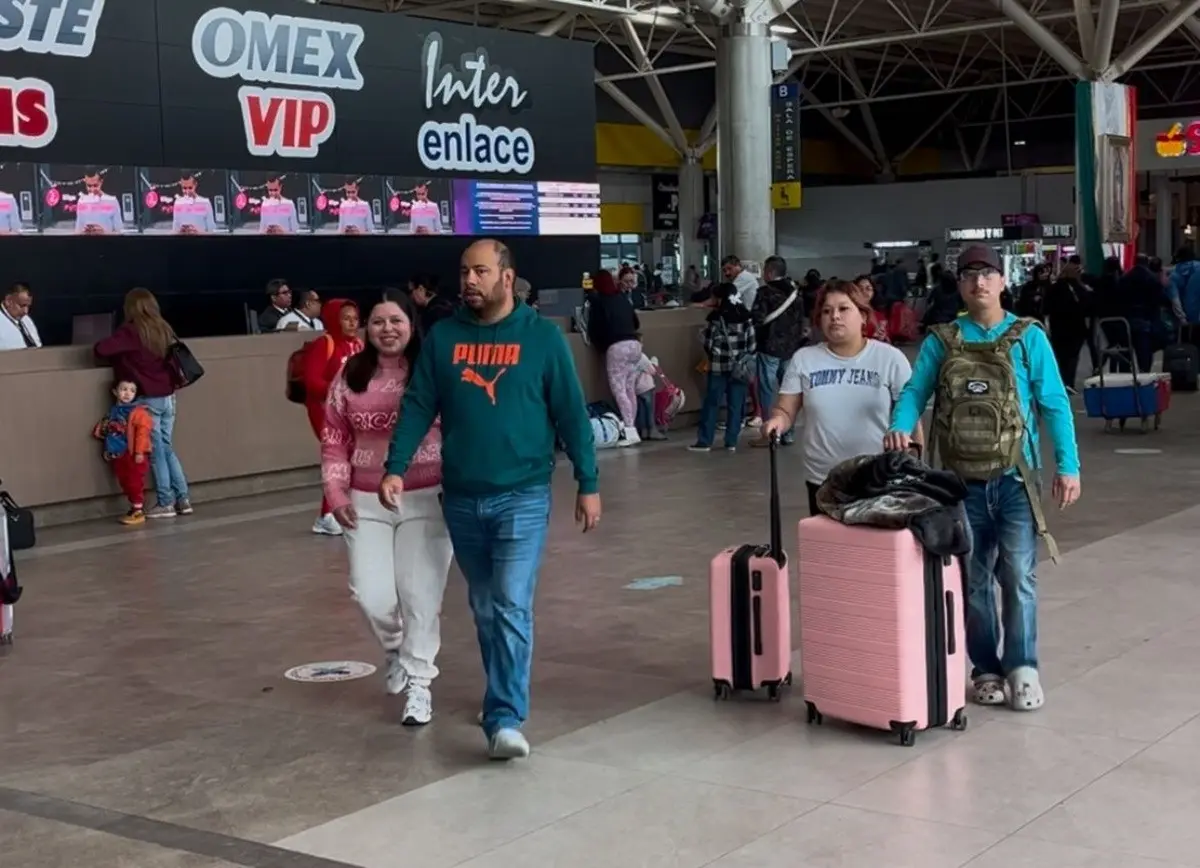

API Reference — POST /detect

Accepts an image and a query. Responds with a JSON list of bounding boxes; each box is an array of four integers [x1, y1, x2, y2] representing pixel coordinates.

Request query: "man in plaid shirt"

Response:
[[691, 283, 758, 452]]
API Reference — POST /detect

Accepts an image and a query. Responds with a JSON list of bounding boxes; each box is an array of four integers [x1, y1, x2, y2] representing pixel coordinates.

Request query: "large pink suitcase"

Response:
[[710, 437, 792, 701], [797, 516, 967, 745]]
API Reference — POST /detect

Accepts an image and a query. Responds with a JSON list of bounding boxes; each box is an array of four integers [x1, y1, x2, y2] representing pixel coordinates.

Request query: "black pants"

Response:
[[1085, 317, 1100, 372], [806, 481, 821, 516], [1051, 332, 1086, 389]]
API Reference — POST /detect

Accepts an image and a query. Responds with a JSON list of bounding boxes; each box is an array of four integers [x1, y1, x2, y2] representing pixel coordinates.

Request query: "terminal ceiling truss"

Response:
[[324, 0, 1200, 174]]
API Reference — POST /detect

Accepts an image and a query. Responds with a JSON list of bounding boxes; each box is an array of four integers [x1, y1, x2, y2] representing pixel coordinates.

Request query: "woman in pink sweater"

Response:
[[321, 292, 452, 726]]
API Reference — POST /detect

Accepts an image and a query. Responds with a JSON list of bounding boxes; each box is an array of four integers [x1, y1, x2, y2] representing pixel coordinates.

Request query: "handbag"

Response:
[[0, 487, 34, 552], [167, 340, 205, 389]]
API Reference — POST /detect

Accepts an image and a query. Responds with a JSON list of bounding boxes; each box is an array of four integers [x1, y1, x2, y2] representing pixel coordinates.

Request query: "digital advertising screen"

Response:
[[227, 171, 311, 235], [310, 174, 386, 235], [138, 168, 229, 235], [37, 165, 138, 235], [536, 181, 601, 236], [0, 163, 39, 235], [384, 177, 454, 235], [453, 181, 539, 236]]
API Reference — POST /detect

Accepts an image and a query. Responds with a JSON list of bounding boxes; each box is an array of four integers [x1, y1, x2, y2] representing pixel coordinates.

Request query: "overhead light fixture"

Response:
[[770, 23, 797, 34], [649, 4, 683, 14], [1013, 139, 1027, 146], [831, 106, 849, 119]]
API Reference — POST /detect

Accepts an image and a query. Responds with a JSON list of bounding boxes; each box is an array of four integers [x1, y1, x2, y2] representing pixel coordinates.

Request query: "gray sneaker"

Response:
[[145, 504, 177, 519], [175, 498, 194, 516], [488, 727, 530, 760]]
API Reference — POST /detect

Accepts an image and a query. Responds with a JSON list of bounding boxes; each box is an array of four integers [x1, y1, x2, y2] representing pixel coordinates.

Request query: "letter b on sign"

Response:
[[238, 86, 336, 158]]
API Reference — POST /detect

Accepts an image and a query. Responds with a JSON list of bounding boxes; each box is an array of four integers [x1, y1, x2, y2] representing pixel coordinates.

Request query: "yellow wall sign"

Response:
[[771, 182, 802, 210]]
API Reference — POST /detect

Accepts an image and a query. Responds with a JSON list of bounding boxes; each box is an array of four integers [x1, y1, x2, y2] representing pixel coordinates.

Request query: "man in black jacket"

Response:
[[750, 255, 806, 445], [409, 272, 458, 335]]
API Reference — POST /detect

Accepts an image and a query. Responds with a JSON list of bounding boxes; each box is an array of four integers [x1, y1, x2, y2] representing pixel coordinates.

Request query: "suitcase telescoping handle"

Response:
[[768, 432, 783, 564]]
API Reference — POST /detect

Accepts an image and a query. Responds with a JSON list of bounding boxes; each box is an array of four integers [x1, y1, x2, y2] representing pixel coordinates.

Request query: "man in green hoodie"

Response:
[[380, 238, 601, 760]]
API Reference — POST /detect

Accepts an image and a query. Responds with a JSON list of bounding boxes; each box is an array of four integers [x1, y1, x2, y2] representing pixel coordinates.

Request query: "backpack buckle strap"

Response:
[[1015, 453, 1060, 564]]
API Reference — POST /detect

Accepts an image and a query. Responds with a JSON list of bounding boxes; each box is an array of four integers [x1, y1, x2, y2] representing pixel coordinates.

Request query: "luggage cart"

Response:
[[0, 485, 31, 647], [1084, 318, 1169, 433]]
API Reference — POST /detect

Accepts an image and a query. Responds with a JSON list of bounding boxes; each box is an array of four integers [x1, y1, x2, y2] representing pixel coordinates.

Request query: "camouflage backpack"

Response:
[[928, 317, 1059, 561]]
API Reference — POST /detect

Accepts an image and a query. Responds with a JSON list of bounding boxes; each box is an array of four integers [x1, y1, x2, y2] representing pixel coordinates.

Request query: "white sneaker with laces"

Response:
[[488, 727, 530, 760], [312, 514, 343, 536], [384, 651, 407, 696], [402, 682, 433, 726], [618, 426, 640, 447]]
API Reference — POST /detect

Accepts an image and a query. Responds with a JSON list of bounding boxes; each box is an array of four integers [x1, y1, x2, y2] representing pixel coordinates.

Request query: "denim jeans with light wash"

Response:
[[441, 484, 552, 738], [755, 354, 795, 442], [141, 395, 190, 507], [697, 372, 748, 448], [635, 392, 654, 435], [962, 474, 1039, 678]]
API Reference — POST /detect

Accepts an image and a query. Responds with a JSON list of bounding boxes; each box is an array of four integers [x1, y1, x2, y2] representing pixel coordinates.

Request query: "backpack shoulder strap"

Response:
[[928, 321, 962, 352], [995, 317, 1036, 354]]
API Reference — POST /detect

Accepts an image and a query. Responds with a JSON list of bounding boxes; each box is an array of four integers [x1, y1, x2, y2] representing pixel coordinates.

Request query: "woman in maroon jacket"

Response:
[[95, 289, 192, 519]]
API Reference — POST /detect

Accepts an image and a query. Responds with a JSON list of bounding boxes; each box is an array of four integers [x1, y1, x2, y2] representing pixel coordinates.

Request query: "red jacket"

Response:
[[303, 299, 361, 432], [94, 323, 176, 397]]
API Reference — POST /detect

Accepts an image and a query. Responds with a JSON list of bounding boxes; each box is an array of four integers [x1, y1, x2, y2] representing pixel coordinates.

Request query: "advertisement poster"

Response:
[[310, 174, 385, 235], [384, 177, 454, 235], [228, 171, 310, 235], [138, 168, 228, 234], [537, 181, 601, 236], [0, 163, 38, 234], [38, 165, 137, 235]]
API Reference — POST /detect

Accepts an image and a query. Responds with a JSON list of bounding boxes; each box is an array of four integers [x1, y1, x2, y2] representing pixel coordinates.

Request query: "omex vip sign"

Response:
[[190, 7, 364, 159], [0, 0, 107, 148]]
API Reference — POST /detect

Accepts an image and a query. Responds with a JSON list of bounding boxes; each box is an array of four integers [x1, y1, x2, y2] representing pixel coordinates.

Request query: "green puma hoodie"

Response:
[[385, 302, 598, 496]]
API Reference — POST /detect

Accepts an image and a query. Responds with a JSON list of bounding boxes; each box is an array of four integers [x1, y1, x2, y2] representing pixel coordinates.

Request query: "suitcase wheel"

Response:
[[767, 683, 782, 702], [783, 671, 793, 686], [950, 709, 969, 732], [805, 701, 823, 725], [713, 680, 733, 701], [890, 720, 917, 747]]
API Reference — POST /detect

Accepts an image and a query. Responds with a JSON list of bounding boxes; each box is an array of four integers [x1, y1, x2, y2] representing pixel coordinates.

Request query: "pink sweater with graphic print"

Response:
[[321, 354, 441, 512]]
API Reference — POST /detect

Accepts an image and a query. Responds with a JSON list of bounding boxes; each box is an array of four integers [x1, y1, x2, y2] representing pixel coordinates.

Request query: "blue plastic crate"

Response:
[[1083, 373, 1162, 419]]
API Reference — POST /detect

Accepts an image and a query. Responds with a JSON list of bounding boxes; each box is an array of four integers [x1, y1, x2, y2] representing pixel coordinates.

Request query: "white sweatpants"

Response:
[[343, 488, 454, 684]]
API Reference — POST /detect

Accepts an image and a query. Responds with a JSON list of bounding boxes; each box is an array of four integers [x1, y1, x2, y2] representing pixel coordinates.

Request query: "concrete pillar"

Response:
[[677, 158, 705, 275], [1154, 172, 1173, 261], [716, 21, 773, 269]]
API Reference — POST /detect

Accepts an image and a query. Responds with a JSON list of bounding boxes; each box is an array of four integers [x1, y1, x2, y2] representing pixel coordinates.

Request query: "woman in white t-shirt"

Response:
[[762, 280, 922, 514]]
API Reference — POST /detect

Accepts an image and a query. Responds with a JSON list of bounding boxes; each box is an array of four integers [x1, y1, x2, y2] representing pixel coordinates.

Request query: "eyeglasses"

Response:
[[959, 267, 1000, 282]]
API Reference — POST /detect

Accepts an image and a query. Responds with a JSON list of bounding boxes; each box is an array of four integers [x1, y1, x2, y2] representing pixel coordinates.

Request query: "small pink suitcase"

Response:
[[710, 437, 792, 701], [797, 516, 967, 745]]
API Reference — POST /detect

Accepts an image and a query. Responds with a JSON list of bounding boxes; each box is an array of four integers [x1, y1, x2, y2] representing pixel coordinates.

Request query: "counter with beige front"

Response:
[[0, 306, 710, 524]]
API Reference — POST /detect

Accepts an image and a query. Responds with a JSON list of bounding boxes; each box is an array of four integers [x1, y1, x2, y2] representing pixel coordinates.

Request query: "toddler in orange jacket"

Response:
[[93, 380, 153, 525]]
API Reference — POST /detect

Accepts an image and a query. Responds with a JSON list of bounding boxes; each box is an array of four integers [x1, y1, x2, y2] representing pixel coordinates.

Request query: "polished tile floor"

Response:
[[4, 388, 1200, 867]]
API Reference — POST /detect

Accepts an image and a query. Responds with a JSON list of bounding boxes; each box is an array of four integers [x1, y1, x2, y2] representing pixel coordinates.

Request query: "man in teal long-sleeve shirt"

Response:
[[885, 244, 1081, 714], [379, 238, 600, 761]]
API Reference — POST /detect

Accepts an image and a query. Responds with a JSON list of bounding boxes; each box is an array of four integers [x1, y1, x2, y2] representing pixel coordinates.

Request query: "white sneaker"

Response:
[[1007, 667, 1045, 711], [402, 682, 433, 726], [488, 727, 530, 760], [618, 426, 640, 447], [312, 514, 343, 536], [384, 651, 407, 696]]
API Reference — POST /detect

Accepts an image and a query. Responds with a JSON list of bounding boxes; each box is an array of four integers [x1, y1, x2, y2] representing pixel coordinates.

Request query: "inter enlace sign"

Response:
[[0, 0, 106, 149], [418, 32, 535, 175], [192, 7, 363, 158]]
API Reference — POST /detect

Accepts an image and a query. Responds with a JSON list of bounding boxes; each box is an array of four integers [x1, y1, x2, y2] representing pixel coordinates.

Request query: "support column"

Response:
[[1155, 173, 1174, 261], [677, 158, 705, 275], [716, 20, 773, 269]]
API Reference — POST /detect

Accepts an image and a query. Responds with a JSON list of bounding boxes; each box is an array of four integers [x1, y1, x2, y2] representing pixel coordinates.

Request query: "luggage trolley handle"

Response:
[[767, 433, 784, 565]]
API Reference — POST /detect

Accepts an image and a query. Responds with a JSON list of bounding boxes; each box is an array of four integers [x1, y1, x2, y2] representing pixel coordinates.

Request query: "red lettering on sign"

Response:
[[1186, 121, 1200, 157], [0, 76, 57, 149], [237, 86, 336, 159]]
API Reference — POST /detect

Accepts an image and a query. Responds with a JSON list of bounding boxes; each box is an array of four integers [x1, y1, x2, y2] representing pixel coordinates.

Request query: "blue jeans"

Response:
[[441, 484, 551, 737], [962, 474, 1039, 678], [141, 395, 190, 506], [756, 354, 795, 442], [635, 392, 654, 434], [697, 372, 747, 448]]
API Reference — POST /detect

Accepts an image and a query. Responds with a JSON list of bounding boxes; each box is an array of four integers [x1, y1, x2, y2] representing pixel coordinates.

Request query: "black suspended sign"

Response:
[[651, 173, 679, 232], [0, 0, 597, 180], [770, 82, 800, 184]]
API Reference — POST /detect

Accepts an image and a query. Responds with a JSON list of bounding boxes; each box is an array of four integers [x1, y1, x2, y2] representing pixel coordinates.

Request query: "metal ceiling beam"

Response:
[[892, 92, 969, 166], [1092, 0, 1121, 70], [595, 75, 682, 155], [537, 11, 575, 35], [1074, 0, 1097, 66], [1105, 0, 1200, 78], [595, 60, 717, 83], [973, 90, 1005, 170], [1162, 0, 1200, 44], [617, 17, 690, 151], [798, 82, 882, 169], [990, 0, 1087, 79], [841, 55, 891, 177], [786, 0, 1163, 57]]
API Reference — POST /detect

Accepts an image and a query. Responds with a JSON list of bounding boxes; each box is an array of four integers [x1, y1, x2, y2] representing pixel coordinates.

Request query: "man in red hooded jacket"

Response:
[[303, 299, 362, 534]]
